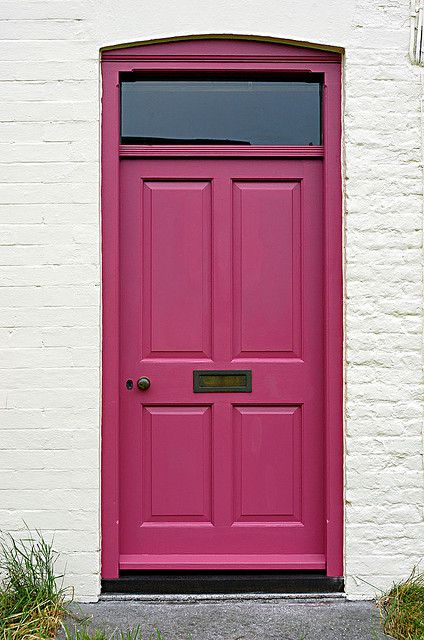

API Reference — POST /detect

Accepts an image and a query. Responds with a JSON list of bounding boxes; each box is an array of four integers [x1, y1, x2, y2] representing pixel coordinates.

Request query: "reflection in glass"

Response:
[[121, 78, 322, 145]]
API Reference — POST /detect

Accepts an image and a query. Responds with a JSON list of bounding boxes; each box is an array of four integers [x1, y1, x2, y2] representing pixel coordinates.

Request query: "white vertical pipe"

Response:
[[421, 7, 424, 62], [411, 0, 418, 61], [416, 3, 423, 64], [410, 0, 424, 65]]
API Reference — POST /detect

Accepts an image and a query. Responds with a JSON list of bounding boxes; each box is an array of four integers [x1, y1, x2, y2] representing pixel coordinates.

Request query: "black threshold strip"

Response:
[[102, 571, 344, 595]]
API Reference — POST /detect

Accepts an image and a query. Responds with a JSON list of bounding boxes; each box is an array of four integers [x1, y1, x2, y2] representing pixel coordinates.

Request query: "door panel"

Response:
[[233, 181, 301, 357], [119, 158, 324, 569], [233, 405, 302, 523], [141, 406, 212, 522], [142, 180, 212, 359]]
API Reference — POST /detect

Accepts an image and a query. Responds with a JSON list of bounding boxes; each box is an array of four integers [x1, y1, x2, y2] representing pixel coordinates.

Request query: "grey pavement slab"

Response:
[[63, 596, 391, 639]]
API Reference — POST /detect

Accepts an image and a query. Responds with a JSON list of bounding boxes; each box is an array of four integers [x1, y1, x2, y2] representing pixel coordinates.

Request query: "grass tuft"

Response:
[[0, 527, 69, 640], [62, 627, 165, 640], [63, 630, 108, 640], [377, 568, 424, 640]]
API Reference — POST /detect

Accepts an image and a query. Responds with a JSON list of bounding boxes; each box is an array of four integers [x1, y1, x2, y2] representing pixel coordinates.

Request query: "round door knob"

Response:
[[137, 377, 151, 391]]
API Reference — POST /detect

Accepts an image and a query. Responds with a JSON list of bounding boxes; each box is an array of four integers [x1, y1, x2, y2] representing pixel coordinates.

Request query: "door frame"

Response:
[[100, 36, 343, 580]]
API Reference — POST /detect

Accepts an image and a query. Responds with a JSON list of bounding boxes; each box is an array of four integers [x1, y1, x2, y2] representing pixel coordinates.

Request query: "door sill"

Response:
[[119, 553, 326, 570], [102, 571, 344, 595]]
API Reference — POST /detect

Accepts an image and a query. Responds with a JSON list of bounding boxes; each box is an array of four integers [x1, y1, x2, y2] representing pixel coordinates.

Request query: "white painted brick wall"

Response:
[[0, 0, 423, 600]]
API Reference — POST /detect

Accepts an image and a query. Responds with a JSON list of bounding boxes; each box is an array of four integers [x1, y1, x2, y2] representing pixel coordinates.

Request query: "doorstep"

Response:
[[63, 599, 390, 640]]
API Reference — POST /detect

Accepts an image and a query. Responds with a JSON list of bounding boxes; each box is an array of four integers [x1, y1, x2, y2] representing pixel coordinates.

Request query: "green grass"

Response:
[[62, 628, 165, 640], [0, 529, 166, 640], [378, 569, 424, 640], [0, 528, 68, 640]]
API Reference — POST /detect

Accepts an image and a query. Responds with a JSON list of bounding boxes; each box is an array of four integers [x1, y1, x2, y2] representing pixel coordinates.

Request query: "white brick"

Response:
[[0, 224, 99, 245], [5, 388, 99, 410], [0, 488, 99, 511], [0, 203, 99, 224], [0, 60, 97, 82], [1, 408, 99, 430], [0, 161, 98, 183], [0, 449, 98, 471], [0, 428, 98, 450], [1, 1, 91, 20], [0, 509, 99, 532], [0, 41, 96, 63], [0, 306, 99, 328], [0, 469, 98, 490]]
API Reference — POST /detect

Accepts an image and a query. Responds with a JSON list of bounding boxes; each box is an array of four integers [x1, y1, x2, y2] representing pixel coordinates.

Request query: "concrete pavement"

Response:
[[63, 595, 391, 639]]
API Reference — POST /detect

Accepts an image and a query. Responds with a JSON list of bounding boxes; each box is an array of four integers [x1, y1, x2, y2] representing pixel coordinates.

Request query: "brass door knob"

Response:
[[137, 377, 151, 391]]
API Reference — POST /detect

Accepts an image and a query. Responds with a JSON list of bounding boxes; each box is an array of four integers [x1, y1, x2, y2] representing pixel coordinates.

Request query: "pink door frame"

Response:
[[101, 36, 343, 580]]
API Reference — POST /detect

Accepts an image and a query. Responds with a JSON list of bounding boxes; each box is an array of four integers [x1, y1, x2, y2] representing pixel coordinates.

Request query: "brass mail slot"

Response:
[[193, 370, 252, 393]]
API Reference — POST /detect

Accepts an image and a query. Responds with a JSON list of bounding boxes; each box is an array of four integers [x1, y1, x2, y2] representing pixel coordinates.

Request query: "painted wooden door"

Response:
[[119, 157, 325, 570]]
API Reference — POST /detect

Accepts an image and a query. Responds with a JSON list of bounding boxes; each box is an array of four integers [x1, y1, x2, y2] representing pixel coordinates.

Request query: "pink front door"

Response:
[[119, 156, 325, 570]]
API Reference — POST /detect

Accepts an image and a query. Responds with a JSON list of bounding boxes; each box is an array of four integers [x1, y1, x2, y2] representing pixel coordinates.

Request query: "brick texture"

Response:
[[0, 0, 423, 600]]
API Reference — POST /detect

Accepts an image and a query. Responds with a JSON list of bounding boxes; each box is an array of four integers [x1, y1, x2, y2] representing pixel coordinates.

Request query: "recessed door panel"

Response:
[[142, 180, 212, 359], [233, 181, 301, 358], [233, 406, 302, 523], [141, 406, 212, 523]]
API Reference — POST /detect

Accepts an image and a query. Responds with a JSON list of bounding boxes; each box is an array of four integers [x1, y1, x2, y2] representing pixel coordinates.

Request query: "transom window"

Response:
[[120, 76, 322, 145]]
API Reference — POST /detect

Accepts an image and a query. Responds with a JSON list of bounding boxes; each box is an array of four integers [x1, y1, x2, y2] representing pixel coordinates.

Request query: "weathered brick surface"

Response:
[[0, 0, 423, 600]]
